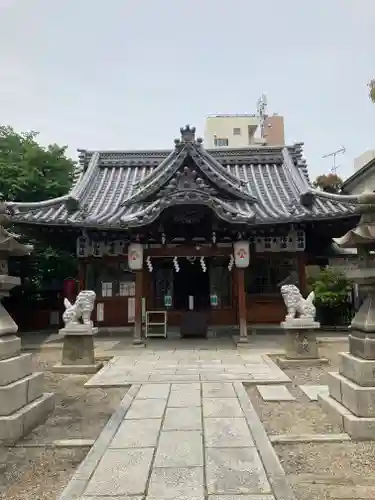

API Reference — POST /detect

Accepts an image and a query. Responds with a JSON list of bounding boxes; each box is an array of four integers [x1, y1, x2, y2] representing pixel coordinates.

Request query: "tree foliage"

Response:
[[369, 79, 375, 103], [0, 126, 77, 301], [313, 173, 343, 194], [0, 126, 74, 202], [308, 267, 351, 308]]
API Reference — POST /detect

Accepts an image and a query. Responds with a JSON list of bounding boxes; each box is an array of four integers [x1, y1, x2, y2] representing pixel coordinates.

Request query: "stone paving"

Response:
[[60, 381, 283, 499], [57, 343, 297, 500], [86, 349, 290, 387]]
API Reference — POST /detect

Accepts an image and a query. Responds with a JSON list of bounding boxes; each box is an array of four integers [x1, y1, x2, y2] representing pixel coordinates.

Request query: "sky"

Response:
[[0, 0, 374, 181]]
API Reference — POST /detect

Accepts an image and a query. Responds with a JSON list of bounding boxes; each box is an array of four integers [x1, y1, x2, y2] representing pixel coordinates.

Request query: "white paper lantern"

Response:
[[233, 240, 250, 268], [128, 243, 144, 270]]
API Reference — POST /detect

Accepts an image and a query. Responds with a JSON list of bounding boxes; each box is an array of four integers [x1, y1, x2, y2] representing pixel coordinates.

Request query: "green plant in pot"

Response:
[[308, 267, 352, 325]]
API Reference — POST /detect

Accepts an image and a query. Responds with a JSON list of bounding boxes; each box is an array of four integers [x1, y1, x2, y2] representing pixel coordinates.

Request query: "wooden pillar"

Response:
[[133, 269, 144, 344], [78, 261, 85, 292], [297, 253, 307, 295], [236, 267, 248, 342]]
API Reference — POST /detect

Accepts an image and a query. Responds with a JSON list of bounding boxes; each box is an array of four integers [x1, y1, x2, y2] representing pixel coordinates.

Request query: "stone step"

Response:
[[0, 352, 32, 386], [0, 335, 21, 361], [0, 372, 44, 416], [0, 392, 55, 445], [318, 392, 375, 440], [338, 351, 375, 387], [328, 372, 375, 418]]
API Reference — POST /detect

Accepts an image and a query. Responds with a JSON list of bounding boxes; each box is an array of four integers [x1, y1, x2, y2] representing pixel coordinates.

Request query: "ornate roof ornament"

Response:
[[174, 125, 203, 150]]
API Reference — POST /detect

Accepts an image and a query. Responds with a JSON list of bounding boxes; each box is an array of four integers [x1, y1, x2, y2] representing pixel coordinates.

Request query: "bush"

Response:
[[308, 267, 352, 308]]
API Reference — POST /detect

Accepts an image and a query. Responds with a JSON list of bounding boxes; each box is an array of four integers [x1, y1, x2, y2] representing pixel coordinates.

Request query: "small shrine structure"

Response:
[[5, 125, 357, 342]]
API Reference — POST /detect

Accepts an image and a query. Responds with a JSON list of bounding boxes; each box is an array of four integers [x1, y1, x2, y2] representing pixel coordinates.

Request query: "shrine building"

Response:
[[7, 125, 358, 340]]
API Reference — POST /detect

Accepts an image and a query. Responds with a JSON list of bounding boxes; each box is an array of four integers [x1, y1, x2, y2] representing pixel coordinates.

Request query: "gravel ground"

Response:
[[276, 442, 375, 500], [247, 340, 375, 500], [246, 342, 348, 436], [0, 349, 126, 499], [0, 447, 88, 500]]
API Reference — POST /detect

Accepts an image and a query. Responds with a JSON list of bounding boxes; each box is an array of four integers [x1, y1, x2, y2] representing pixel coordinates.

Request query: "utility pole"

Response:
[[322, 147, 346, 174]]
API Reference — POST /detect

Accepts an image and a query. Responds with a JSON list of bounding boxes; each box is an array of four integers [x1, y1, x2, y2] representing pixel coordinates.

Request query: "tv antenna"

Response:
[[322, 146, 346, 174], [257, 94, 268, 139]]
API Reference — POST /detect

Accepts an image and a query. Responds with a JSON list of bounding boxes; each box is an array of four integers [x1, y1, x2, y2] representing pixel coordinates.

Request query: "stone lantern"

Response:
[[319, 191, 375, 439], [0, 201, 54, 444]]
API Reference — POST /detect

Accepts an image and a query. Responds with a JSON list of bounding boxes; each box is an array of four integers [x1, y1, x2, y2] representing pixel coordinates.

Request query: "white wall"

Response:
[[204, 115, 261, 149]]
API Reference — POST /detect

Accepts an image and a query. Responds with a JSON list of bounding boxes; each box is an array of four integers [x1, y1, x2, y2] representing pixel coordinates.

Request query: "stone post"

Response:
[[53, 290, 103, 374], [277, 284, 328, 368], [319, 191, 375, 439], [0, 205, 54, 444]]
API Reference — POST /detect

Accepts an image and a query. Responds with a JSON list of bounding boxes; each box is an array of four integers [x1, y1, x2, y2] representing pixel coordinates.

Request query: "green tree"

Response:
[[313, 173, 343, 194], [369, 79, 375, 103], [0, 126, 74, 202], [0, 126, 77, 301]]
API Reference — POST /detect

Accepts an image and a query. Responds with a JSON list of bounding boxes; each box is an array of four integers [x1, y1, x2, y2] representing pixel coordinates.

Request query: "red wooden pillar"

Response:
[[236, 267, 248, 342], [133, 269, 144, 344]]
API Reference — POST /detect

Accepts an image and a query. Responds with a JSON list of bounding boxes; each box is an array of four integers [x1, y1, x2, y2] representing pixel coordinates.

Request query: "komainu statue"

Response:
[[280, 284, 316, 321], [62, 290, 96, 328]]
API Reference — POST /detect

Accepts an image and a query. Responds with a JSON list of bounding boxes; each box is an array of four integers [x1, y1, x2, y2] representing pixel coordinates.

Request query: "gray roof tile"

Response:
[[7, 126, 356, 229]]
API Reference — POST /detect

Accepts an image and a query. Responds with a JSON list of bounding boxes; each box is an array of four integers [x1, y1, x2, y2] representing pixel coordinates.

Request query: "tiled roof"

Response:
[[7, 125, 357, 230]]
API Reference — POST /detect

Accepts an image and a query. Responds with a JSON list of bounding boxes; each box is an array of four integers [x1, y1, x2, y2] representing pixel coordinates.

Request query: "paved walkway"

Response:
[[86, 350, 290, 387], [60, 381, 293, 499], [55, 343, 297, 500]]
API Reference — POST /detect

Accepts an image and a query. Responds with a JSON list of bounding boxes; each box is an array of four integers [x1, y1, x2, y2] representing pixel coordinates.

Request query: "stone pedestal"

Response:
[[53, 325, 103, 374], [277, 320, 328, 368], [318, 265, 375, 439], [319, 343, 375, 439], [0, 331, 54, 444]]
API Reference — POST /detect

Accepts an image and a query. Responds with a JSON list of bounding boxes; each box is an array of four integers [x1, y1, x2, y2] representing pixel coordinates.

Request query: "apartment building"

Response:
[[204, 113, 285, 149]]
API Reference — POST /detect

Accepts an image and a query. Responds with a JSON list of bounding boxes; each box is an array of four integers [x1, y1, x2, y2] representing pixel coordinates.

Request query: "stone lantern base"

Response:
[[0, 333, 54, 445], [319, 348, 375, 440]]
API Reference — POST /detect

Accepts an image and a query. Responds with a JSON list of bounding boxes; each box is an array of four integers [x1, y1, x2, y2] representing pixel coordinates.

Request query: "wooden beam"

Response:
[[145, 246, 232, 257]]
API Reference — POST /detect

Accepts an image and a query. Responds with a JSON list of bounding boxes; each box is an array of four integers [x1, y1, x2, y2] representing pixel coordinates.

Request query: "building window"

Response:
[[245, 257, 298, 295], [233, 127, 241, 136], [214, 137, 229, 147], [101, 282, 113, 297], [85, 261, 135, 298]]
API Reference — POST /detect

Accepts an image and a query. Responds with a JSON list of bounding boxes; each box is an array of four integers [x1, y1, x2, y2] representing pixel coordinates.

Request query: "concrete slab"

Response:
[[83, 448, 154, 497], [135, 383, 170, 399], [277, 356, 329, 368], [84, 350, 290, 387], [147, 466, 204, 499], [204, 417, 254, 447], [209, 496, 275, 500], [202, 383, 236, 398], [299, 384, 329, 401], [203, 398, 243, 418], [257, 385, 296, 402], [109, 418, 162, 448], [154, 430, 203, 467], [168, 390, 201, 407], [124, 399, 166, 419], [163, 407, 202, 431], [205, 447, 272, 495]]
